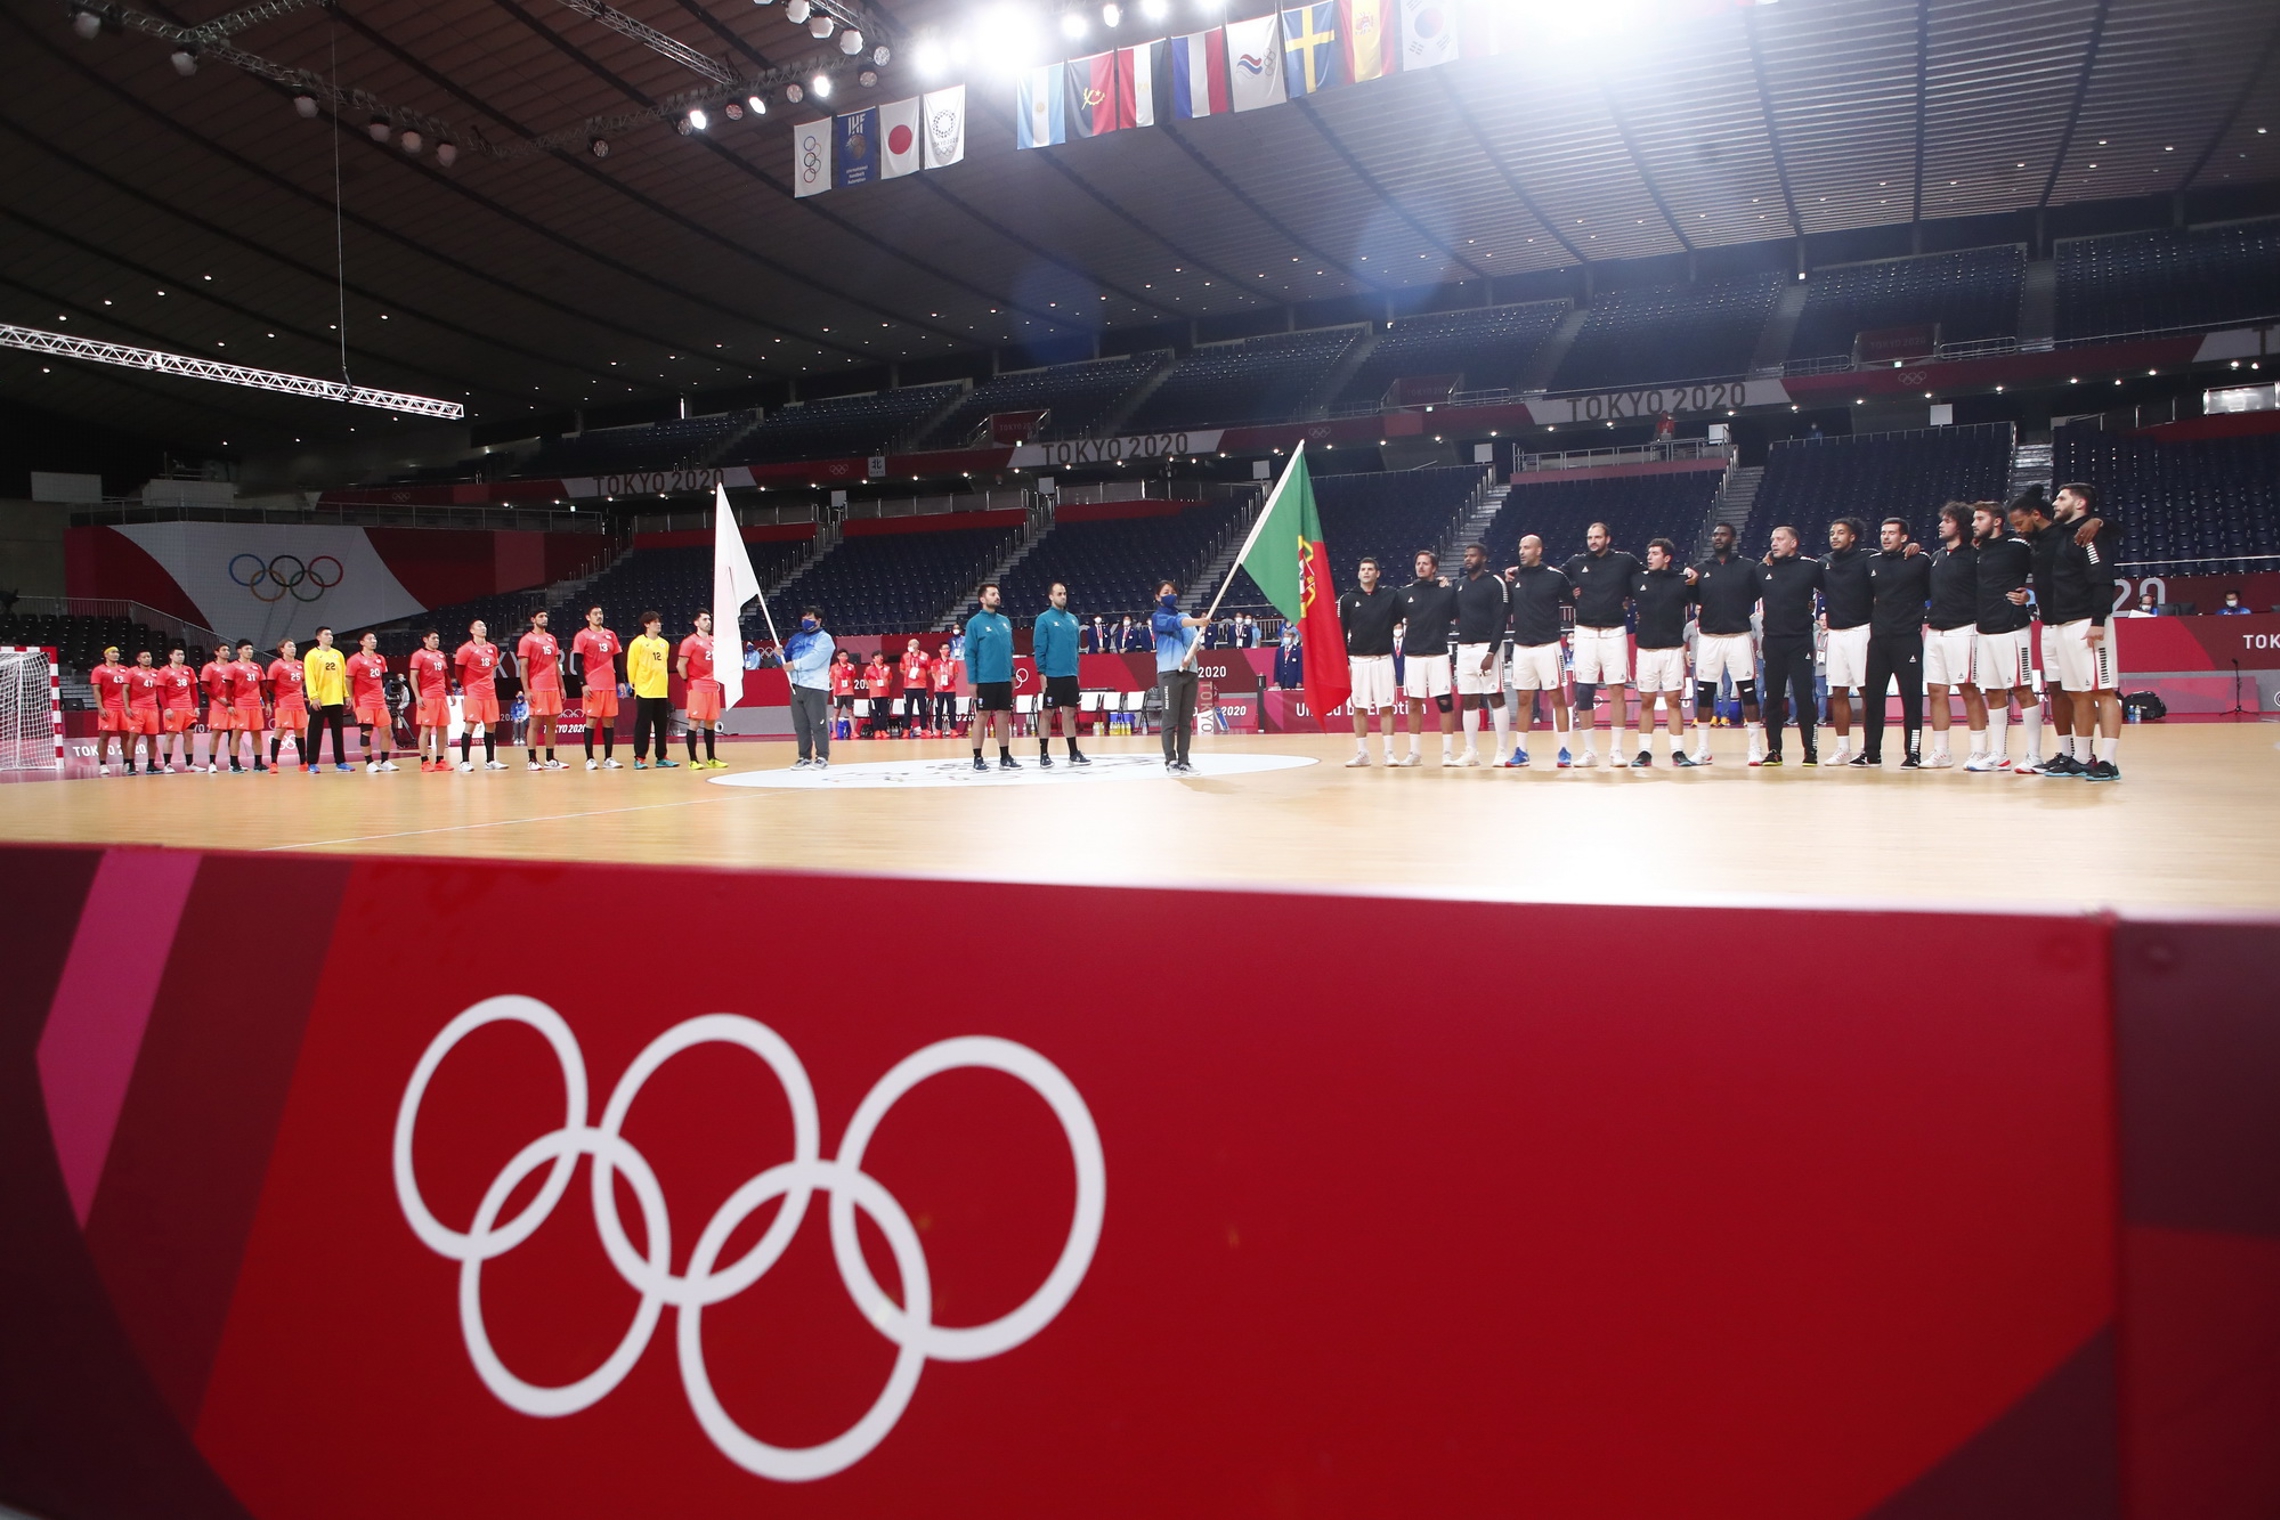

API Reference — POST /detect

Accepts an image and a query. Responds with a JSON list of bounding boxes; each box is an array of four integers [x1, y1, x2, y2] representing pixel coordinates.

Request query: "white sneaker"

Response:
[[1827, 744, 1854, 767], [205, 762, 219, 774], [1692, 749, 1714, 766], [601, 757, 623, 769], [1577, 750, 1599, 768], [458, 760, 474, 772], [1963, 754, 2002, 772], [378, 760, 400, 771], [484, 760, 510, 771], [586, 757, 599, 770], [528, 760, 543, 771], [545, 759, 566, 770], [1926, 753, 1955, 769], [1344, 753, 1372, 767], [1394, 752, 1422, 768], [367, 761, 379, 773], [1457, 750, 1481, 768]]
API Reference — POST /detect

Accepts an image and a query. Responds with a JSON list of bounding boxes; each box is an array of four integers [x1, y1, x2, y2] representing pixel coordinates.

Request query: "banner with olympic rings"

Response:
[[7, 844, 2278, 1520], [98, 521, 426, 647]]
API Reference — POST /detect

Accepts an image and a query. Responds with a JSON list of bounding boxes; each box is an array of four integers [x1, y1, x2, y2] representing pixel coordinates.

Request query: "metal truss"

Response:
[[2, 323, 466, 418]]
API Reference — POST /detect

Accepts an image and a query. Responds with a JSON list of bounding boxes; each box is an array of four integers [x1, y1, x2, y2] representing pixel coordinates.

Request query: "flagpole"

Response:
[[1181, 440, 1303, 671]]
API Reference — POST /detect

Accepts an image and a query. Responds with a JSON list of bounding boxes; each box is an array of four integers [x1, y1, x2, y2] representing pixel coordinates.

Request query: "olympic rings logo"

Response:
[[392, 997, 1106, 1482], [230, 552, 343, 604]]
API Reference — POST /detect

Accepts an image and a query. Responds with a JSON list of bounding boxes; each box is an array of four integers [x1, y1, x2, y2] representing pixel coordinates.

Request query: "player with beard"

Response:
[[1628, 539, 1698, 767], [1860, 517, 1932, 768], [2018, 484, 2116, 776], [1922, 503, 1987, 767], [1560, 523, 1643, 768], [1817, 518, 1874, 766], [1501, 536, 1574, 768], [1966, 499, 2037, 772], [1396, 549, 1459, 767], [1689, 523, 1763, 765], [1755, 526, 1825, 766], [2045, 483, 2124, 780], [1337, 556, 1404, 766], [1452, 543, 1513, 766], [2008, 490, 2066, 774]]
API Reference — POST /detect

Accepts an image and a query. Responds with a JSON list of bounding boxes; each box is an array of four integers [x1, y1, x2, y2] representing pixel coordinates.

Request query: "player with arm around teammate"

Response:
[[1922, 504, 1987, 768], [1453, 543, 1514, 766], [1560, 523, 1643, 768], [1688, 523, 1762, 766], [1501, 536, 1575, 768], [1859, 518, 1933, 768], [2046, 483, 2125, 781], [156, 646, 198, 773], [1396, 550, 1461, 767], [1966, 501, 2038, 773], [1628, 539, 1698, 768], [1336, 556, 1405, 767], [518, 610, 566, 770]]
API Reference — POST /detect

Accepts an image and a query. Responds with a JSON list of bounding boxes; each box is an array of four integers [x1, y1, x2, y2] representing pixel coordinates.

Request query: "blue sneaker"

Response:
[[1555, 748, 1572, 769], [335, 763, 355, 773], [1505, 748, 1529, 768]]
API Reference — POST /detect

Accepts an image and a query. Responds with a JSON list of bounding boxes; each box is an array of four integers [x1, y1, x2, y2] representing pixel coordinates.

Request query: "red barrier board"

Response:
[[5, 845, 2276, 1520]]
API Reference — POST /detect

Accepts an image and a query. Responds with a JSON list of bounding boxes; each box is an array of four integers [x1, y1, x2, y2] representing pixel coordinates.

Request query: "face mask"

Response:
[[1158, 593, 1178, 611], [799, 617, 817, 631]]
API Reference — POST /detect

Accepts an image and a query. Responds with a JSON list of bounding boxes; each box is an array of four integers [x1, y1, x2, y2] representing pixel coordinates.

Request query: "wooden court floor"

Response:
[[6, 723, 2277, 914]]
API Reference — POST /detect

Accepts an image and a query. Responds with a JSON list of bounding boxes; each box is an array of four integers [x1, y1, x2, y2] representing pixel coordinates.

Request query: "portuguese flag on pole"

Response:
[[1230, 442, 1349, 717]]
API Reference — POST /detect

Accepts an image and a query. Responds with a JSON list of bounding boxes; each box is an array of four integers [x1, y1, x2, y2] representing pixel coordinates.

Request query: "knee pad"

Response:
[[1573, 682, 1598, 711], [1736, 679, 1758, 706], [1435, 693, 1454, 715], [1695, 681, 1719, 711]]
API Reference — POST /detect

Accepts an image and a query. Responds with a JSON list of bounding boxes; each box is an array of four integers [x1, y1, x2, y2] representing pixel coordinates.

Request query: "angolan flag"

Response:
[[1235, 443, 1348, 716]]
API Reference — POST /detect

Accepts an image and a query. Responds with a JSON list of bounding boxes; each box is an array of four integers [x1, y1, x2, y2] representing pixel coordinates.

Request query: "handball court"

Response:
[[6, 722, 2278, 915]]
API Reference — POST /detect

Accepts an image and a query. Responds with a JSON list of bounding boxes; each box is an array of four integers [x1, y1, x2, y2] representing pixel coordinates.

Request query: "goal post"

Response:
[[0, 647, 64, 773]]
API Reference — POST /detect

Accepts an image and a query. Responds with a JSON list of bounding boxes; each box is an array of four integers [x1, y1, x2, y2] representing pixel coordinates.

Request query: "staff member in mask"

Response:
[[1153, 580, 1213, 773], [782, 606, 835, 770]]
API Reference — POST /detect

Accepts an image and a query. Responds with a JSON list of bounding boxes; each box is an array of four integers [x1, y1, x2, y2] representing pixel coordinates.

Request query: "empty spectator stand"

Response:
[[1479, 470, 1725, 570], [920, 354, 1165, 446], [1743, 424, 2016, 555], [774, 514, 1026, 635], [2055, 420, 2280, 574], [1328, 301, 1571, 413], [998, 498, 1246, 621], [0, 609, 174, 679], [729, 385, 965, 466], [1127, 327, 1365, 431], [2055, 220, 2280, 340], [1788, 247, 2026, 363], [1215, 465, 1490, 612], [1551, 275, 1784, 393], [524, 411, 759, 478]]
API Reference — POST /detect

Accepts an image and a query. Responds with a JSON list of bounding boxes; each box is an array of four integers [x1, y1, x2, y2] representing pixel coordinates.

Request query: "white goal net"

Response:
[[0, 647, 62, 772]]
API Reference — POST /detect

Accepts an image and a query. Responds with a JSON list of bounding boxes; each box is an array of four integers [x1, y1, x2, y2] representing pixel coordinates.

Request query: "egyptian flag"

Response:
[[1065, 51, 1119, 138], [1016, 65, 1065, 148], [878, 97, 922, 178], [1118, 39, 1169, 129], [1232, 443, 1348, 717], [1169, 28, 1229, 118], [1343, 0, 1391, 82]]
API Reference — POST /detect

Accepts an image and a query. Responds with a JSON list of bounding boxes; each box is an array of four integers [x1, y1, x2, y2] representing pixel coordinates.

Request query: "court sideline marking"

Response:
[[260, 790, 748, 851]]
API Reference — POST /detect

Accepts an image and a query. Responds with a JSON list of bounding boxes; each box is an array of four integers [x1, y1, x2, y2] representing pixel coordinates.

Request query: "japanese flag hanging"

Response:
[[922, 84, 966, 169], [792, 118, 832, 197], [878, 96, 922, 177]]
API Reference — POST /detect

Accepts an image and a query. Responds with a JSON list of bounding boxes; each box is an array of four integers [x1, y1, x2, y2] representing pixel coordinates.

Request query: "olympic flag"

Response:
[[712, 483, 767, 708]]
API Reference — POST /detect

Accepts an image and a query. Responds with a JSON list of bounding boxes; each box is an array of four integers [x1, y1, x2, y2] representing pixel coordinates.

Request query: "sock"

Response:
[[1042, 734, 1052, 756], [1440, 730, 1454, 757], [999, 745, 1011, 761], [1461, 707, 1480, 751], [270, 737, 281, 764], [1490, 702, 1511, 750], [2056, 733, 2077, 761], [2022, 704, 2042, 762], [461, 732, 473, 763], [686, 731, 698, 763], [1612, 728, 1629, 757], [1746, 720, 1764, 750], [704, 730, 716, 761], [586, 728, 596, 759], [1987, 710, 2008, 758], [1356, 734, 1370, 755], [1383, 731, 1398, 763], [530, 746, 541, 765], [483, 733, 495, 763], [544, 747, 553, 762], [603, 731, 614, 758], [1067, 735, 1080, 756], [1408, 731, 1422, 755], [2096, 735, 2118, 763], [974, 743, 984, 760], [1931, 729, 1950, 760]]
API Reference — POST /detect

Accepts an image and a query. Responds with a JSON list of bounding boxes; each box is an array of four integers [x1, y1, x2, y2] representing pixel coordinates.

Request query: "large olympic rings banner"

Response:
[[4, 844, 2276, 1520]]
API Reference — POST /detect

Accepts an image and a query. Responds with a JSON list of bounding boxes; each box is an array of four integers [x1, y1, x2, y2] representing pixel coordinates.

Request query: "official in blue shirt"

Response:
[[1031, 581, 1089, 768], [964, 583, 1018, 772], [781, 606, 835, 768], [1151, 579, 1211, 773]]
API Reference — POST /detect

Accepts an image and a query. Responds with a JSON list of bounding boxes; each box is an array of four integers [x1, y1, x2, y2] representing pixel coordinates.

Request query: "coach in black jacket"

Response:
[[1862, 517, 1933, 768]]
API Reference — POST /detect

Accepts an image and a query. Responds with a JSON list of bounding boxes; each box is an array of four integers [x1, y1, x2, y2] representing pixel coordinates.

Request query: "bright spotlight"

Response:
[[367, 114, 391, 143], [783, 0, 811, 20], [839, 26, 863, 52], [688, 106, 708, 130], [1140, 0, 1167, 18], [747, 92, 767, 114], [292, 91, 318, 117], [1061, 11, 1088, 38], [71, 8, 102, 39], [973, 5, 1043, 71], [808, 11, 835, 36], [811, 71, 832, 98], [914, 37, 946, 74], [1102, 2, 1120, 23], [169, 46, 197, 74]]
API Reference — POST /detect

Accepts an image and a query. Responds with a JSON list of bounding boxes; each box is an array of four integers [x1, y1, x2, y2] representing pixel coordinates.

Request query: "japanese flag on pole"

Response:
[[878, 97, 922, 177], [1399, 0, 1459, 70], [711, 483, 765, 709], [922, 84, 966, 168], [792, 118, 832, 197], [1224, 13, 1288, 112]]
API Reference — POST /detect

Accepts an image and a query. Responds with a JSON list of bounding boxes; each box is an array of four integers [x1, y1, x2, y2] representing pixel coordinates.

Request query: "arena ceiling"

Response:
[[3, 0, 2278, 459]]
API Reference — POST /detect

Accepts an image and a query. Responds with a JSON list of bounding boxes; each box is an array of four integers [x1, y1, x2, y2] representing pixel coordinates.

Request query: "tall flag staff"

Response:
[[1181, 442, 1351, 717]]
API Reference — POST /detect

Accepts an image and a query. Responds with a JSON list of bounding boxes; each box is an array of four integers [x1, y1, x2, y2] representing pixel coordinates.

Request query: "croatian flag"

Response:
[[1065, 52, 1120, 138], [1169, 28, 1229, 118], [1016, 65, 1065, 148], [711, 484, 764, 709], [1399, 0, 1459, 69], [877, 97, 922, 178], [1118, 39, 1168, 129], [1224, 13, 1288, 112]]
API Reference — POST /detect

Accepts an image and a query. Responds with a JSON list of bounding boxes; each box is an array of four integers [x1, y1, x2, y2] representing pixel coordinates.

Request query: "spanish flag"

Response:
[[1343, 0, 1391, 82]]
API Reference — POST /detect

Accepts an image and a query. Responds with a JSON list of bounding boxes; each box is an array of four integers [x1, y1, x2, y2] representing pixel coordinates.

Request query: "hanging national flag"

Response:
[[1224, 13, 1288, 112], [878, 97, 922, 178], [1398, 0, 1459, 69], [1016, 65, 1066, 148], [1231, 443, 1348, 717], [1282, 1, 1344, 96], [1343, 0, 1392, 82], [711, 484, 764, 710], [1169, 28, 1229, 118], [1118, 39, 1169, 129], [923, 84, 966, 169], [1458, 0, 1501, 57], [834, 108, 880, 188], [1065, 51, 1120, 138], [792, 118, 832, 197]]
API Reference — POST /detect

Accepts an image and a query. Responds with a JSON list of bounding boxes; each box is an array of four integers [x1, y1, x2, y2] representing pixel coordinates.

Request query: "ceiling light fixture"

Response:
[[436, 139, 457, 167], [367, 114, 391, 143], [784, 0, 811, 19], [72, 6, 102, 39], [1, 322, 463, 417], [809, 11, 836, 37], [839, 26, 864, 52], [292, 91, 318, 117], [399, 128, 423, 154], [811, 72, 832, 98], [747, 92, 767, 114], [169, 44, 197, 73]]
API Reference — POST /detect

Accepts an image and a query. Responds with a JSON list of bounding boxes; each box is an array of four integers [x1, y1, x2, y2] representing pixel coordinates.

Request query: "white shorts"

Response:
[[2052, 619, 2118, 692], [1694, 632, 1755, 686], [1349, 654, 1397, 712], [1571, 626, 1631, 685], [1633, 646, 1688, 692], [1924, 627, 1976, 687], [1824, 625, 1871, 690], [1510, 641, 1566, 692], [1455, 643, 1503, 695], [1975, 627, 2035, 690], [1401, 653, 1452, 699], [2039, 621, 2062, 679]]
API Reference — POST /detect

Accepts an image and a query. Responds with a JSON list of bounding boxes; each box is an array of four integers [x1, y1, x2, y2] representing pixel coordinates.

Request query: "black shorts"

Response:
[[1043, 674, 1080, 708], [834, 694, 854, 710], [976, 680, 1014, 712]]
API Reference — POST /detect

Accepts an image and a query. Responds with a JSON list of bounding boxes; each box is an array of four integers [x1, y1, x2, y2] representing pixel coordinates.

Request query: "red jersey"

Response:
[[830, 662, 856, 697], [227, 659, 266, 705], [572, 627, 620, 692], [347, 651, 390, 707], [267, 657, 305, 703], [409, 647, 449, 699], [90, 663, 131, 712], [455, 640, 500, 694], [158, 664, 199, 711], [863, 662, 893, 698], [201, 660, 233, 704], [125, 665, 163, 711], [517, 631, 562, 693], [677, 633, 715, 684], [932, 657, 960, 692], [900, 650, 930, 688]]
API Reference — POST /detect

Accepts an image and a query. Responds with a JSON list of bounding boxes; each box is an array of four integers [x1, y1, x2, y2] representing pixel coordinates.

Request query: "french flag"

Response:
[[1170, 27, 1229, 118]]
